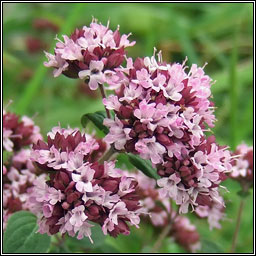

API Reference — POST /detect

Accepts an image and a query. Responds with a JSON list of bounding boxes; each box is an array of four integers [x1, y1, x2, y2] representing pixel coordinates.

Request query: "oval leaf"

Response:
[[81, 111, 109, 134], [128, 153, 159, 180], [3, 211, 51, 253]]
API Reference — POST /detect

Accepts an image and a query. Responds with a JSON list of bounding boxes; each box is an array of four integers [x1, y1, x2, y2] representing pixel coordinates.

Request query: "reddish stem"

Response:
[[230, 198, 245, 253]]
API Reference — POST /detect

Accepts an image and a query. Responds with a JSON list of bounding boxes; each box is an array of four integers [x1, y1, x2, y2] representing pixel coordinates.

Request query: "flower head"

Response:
[[157, 136, 231, 213], [44, 19, 135, 90], [3, 110, 42, 152], [103, 52, 216, 164], [29, 126, 141, 242], [230, 143, 253, 189], [171, 216, 201, 253]]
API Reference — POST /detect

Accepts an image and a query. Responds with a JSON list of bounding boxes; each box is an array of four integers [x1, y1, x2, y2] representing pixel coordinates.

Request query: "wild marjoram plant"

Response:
[[3, 19, 253, 253]]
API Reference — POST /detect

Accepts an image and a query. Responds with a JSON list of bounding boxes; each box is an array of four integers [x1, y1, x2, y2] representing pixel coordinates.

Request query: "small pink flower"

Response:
[[157, 174, 181, 199], [47, 148, 68, 170], [102, 95, 121, 111], [74, 140, 99, 156], [134, 100, 156, 125], [3, 128, 14, 152], [43, 204, 54, 218], [118, 176, 136, 196], [79, 60, 105, 90], [151, 211, 168, 226], [230, 143, 253, 183], [67, 152, 84, 172], [44, 52, 69, 77], [132, 68, 153, 89], [72, 165, 95, 193], [152, 73, 166, 92], [47, 187, 64, 205], [135, 137, 166, 164], [55, 35, 83, 61], [119, 84, 143, 103], [70, 205, 88, 227], [102, 191, 120, 209], [102, 218, 115, 235], [119, 33, 136, 48], [103, 117, 131, 150], [109, 202, 128, 225], [3, 165, 7, 175], [75, 222, 94, 241], [82, 184, 105, 204], [160, 76, 184, 101]]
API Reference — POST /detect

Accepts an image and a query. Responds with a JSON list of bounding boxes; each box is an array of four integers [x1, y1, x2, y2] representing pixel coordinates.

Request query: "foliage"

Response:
[[3, 211, 51, 253]]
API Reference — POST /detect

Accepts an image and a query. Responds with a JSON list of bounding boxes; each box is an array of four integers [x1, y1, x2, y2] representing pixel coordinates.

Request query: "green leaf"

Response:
[[3, 211, 51, 253], [200, 239, 223, 253], [128, 153, 159, 180], [81, 111, 109, 134], [3, 150, 12, 163]]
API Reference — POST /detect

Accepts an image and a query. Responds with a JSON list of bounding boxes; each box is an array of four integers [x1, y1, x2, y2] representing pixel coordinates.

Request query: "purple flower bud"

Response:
[[59, 171, 70, 185], [119, 105, 134, 119], [113, 29, 121, 46], [64, 181, 76, 193], [67, 191, 80, 203], [88, 205, 100, 216], [49, 224, 61, 235], [61, 202, 70, 210], [156, 134, 172, 146], [101, 179, 119, 193], [91, 162, 104, 179], [179, 166, 191, 177], [195, 194, 211, 207], [46, 216, 60, 226]]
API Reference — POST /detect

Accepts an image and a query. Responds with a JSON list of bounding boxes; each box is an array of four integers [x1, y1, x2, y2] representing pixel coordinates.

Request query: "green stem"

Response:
[[230, 198, 245, 253], [151, 203, 178, 253], [99, 83, 111, 118], [229, 25, 238, 150], [98, 146, 116, 164], [151, 222, 173, 253]]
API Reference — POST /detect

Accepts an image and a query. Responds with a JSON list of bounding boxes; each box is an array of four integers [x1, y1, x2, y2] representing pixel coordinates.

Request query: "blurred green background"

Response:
[[3, 3, 253, 253]]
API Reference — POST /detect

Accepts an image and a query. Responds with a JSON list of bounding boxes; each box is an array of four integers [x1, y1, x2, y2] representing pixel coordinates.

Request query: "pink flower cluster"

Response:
[[29, 127, 141, 242], [157, 135, 231, 213], [44, 19, 135, 90], [3, 149, 46, 229], [102, 52, 231, 213], [103, 53, 215, 161], [38, 19, 239, 244], [126, 170, 201, 252], [3, 110, 42, 152], [3, 109, 44, 229], [230, 143, 253, 188], [171, 216, 201, 253]]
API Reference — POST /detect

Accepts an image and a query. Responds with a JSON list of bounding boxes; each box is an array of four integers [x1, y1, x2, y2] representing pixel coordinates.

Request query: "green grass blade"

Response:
[[229, 25, 238, 150], [15, 3, 87, 115]]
